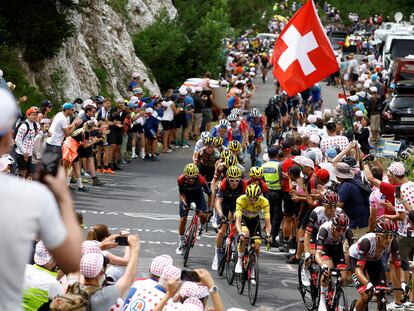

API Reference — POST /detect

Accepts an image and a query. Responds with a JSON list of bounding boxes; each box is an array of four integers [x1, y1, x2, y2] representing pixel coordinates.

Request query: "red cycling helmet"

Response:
[[332, 214, 349, 229], [322, 191, 339, 205], [375, 217, 397, 233]]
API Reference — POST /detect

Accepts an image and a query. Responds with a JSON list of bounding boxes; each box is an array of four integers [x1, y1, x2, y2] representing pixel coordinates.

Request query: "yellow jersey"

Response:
[[235, 195, 270, 219]]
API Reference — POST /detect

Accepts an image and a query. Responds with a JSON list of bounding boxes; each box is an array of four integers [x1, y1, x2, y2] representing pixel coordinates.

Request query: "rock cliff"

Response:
[[19, 0, 175, 101]]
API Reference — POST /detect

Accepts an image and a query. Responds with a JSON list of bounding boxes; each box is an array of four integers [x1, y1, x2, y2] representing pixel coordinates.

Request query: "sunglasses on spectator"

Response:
[[228, 178, 241, 183]]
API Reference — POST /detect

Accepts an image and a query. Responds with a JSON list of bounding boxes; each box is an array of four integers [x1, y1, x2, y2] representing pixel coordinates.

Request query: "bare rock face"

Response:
[[21, 0, 164, 101], [126, 0, 177, 32]]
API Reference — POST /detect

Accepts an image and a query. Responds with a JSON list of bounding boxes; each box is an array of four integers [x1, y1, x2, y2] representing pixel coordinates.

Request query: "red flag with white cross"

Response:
[[271, 0, 339, 96]]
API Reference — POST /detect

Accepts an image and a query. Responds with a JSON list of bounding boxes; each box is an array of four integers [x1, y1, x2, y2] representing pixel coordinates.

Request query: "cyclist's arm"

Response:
[[235, 198, 243, 233], [192, 150, 200, 164], [315, 227, 329, 266], [354, 238, 371, 288], [177, 176, 188, 206], [304, 212, 317, 253], [215, 197, 224, 218]]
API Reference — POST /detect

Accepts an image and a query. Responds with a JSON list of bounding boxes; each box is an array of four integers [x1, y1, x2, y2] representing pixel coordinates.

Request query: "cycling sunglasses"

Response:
[[378, 232, 396, 239], [186, 176, 196, 181], [228, 178, 241, 183], [324, 204, 337, 209], [248, 196, 260, 201], [333, 225, 345, 232]]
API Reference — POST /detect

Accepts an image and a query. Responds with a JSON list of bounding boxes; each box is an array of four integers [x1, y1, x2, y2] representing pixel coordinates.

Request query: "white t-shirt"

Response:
[[161, 101, 175, 122], [122, 283, 165, 311], [320, 135, 349, 153], [0, 174, 67, 310], [22, 264, 64, 309], [46, 112, 70, 146]]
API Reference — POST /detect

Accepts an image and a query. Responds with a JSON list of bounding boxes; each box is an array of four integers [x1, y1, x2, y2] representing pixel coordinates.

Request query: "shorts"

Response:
[[16, 153, 32, 172], [77, 146, 93, 158], [45, 143, 62, 161], [161, 120, 174, 131], [249, 127, 263, 142], [198, 163, 215, 182], [350, 257, 387, 293], [144, 128, 157, 140], [131, 124, 144, 134], [282, 191, 295, 216], [397, 236, 414, 271], [108, 129, 122, 145], [179, 197, 207, 217], [370, 114, 380, 132], [175, 115, 188, 129], [241, 216, 262, 238], [221, 200, 236, 218], [321, 244, 346, 267], [201, 108, 213, 123], [194, 113, 203, 130], [351, 73, 359, 83]]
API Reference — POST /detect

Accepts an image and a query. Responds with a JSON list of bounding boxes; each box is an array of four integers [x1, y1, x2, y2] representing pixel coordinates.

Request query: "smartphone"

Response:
[[180, 270, 200, 282], [115, 236, 129, 246], [396, 186, 401, 199]]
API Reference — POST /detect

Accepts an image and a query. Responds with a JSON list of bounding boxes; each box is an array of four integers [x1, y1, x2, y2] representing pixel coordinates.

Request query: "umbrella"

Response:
[[181, 78, 220, 91]]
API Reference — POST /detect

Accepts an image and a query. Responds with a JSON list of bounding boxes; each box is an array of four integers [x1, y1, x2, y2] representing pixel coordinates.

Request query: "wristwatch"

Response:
[[209, 285, 218, 294]]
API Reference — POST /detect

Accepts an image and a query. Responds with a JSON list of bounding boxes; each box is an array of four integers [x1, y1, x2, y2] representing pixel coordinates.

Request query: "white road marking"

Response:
[[141, 199, 156, 203], [161, 201, 172, 204], [273, 302, 303, 311]]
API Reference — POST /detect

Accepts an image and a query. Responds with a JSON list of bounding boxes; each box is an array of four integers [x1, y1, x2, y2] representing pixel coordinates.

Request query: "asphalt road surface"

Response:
[[73, 74, 355, 310]]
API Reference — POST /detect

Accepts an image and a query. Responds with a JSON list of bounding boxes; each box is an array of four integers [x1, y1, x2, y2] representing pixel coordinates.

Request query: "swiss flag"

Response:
[[271, 0, 339, 96]]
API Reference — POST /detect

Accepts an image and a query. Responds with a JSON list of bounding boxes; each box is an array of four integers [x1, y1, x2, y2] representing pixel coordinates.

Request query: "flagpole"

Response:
[[338, 74, 355, 137]]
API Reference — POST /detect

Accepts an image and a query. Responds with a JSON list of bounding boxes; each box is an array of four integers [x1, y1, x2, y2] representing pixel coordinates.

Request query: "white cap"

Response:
[[349, 95, 359, 102], [369, 86, 377, 93], [307, 114, 317, 124], [355, 110, 364, 117], [129, 96, 139, 104], [0, 89, 18, 136], [309, 134, 320, 144], [358, 76, 365, 83], [145, 107, 154, 114], [179, 89, 188, 96], [363, 81, 371, 89], [338, 98, 347, 105], [132, 71, 140, 78]]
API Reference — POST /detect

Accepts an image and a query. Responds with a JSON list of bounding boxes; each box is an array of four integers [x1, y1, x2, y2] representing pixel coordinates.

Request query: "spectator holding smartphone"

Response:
[[0, 89, 82, 310]]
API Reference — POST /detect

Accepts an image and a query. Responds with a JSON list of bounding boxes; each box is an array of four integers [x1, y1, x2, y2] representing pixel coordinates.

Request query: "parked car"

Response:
[[381, 80, 414, 139]]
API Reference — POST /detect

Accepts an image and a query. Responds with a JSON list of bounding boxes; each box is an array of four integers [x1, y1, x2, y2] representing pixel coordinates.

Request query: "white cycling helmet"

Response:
[[227, 113, 238, 122], [231, 108, 241, 116], [250, 108, 260, 118], [200, 131, 211, 141], [219, 119, 230, 128]]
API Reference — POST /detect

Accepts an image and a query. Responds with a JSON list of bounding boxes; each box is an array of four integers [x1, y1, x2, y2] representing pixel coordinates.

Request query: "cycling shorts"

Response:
[[179, 197, 207, 217], [320, 244, 346, 267], [221, 200, 236, 218], [241, 216, 262, 239], [350, 257, 387, 293], [249, 127, 263, 141], [232, 135, 242, 143]]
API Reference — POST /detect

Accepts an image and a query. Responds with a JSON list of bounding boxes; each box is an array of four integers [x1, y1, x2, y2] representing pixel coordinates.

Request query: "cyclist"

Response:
[[235, 184, 272, 274], [212, 166, 247, 270], [228, 140, 244, 165], [176, 163, 212, 255], [264, 96, 282, 147], [211, 119, 232, 147], [193, 131, 211, 155], [212, 136, 224, 152], [304, 191, 344, 260], [247, 166, 269, 195], [349, 217, 407, 311], [314, 214, 354, 311], [227, 114, 246, 146], [247, 108, 265, 161], [194, 137, 220, 182]]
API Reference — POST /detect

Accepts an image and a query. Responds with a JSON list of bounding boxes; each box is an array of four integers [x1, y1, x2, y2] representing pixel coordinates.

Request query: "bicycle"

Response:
[[320, 267, 348, 311], [349, 286, 409, 311], [182, 202, 200, 267], [235, 236, 269, 305], [216, 219, 237, 281], [298, 258, 321, 311]]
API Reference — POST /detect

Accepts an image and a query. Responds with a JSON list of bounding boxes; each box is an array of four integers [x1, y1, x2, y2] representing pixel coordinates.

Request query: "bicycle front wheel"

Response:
[[332, 287, 348, 311], [183, 224, 196, 267], [297, 259, 318, 311], [248, 252, 259, 305], [226, 238, 237, 285], [218, 237, 227, 276]]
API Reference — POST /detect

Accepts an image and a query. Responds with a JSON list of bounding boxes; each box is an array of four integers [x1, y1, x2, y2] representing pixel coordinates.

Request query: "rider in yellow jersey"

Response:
[[235, 184, 272, 273]]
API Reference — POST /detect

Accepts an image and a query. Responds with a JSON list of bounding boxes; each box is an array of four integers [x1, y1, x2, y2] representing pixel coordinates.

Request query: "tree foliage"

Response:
[[0, 0, 76, 62]]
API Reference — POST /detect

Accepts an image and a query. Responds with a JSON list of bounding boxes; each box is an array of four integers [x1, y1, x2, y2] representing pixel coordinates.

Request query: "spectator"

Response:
[[174, 89, 191, 149], [143, 107, 161, 161], [32, 118, 50, 166], [320, 121, 349, 153], [0, 89, 82, 310], [96, 98, 113, 173], [161, 97, 177, 153], [22, 241, 64, 310], [37, 100, 53, 123], [108, 99, 126, 170], [45, 103, 82, 161], [192, 87, 204, 139], [128, 72, 143, 92]]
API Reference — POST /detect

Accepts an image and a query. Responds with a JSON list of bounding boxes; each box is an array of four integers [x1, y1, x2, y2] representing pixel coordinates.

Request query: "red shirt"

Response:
[[282, 157, 295, 192], [380, 181, 396, 216]]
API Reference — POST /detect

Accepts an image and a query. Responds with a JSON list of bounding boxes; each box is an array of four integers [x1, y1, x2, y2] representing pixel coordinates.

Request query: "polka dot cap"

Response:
[[34, 241, 52, 266], [388, 162, 406, 177], [182, 297, 204, 311], [161, 265, 181, 280], [80, 253, 104, 278], [150, 255, 173, 277], [81, 240, 102, 256]]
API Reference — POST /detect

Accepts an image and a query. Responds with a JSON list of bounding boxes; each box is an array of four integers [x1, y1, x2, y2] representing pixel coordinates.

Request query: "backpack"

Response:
[[50, 282, 101, 311], [14, 120, 38, 141]]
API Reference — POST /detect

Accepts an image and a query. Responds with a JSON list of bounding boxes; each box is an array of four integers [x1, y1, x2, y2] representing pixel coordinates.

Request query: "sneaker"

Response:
[[198, 226, 204, 236], [113, 164, 122, 170], [235, 260, 243, 274], [279, 244, 289, 253], [140, 152, 145, 159], [169, 144, 175, 150], [211, 215, 218, 229], [301, 267, 311, 287], [93, 178, 105, 187], [78, 186, 89, 192], [175, 145, 181, 149], [182, 144, 190, 149], [102, 168, 115, 174], [144, 154, 151, 161], [403, 302, 414, 311], [151, 155, 160, 162], [318, 301, 327, 311], [176, 246, 184, 255], [211, 255, 218, 271], [286, 255, 300, 264], [131, 153, 138, 159]]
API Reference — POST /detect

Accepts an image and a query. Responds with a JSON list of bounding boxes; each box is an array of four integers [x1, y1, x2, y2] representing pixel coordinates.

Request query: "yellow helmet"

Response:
[[225, 154, 238, 167], [227, 166, 242, 178], [213, 137, 223, 146], [204, 137, 213, 146], [220, 149, 231, 159], [229, 140, 241, 152], [183, 163, 199, 177], [249, 166, 263, 178], [246, 183, 262, 197]]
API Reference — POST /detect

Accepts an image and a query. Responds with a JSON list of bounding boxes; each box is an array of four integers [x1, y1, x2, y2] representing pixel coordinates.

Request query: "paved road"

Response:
[[73, 73, 352, 310]]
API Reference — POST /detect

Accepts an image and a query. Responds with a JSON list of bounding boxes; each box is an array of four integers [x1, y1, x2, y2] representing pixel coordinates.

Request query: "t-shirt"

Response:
[[281, 157, 295, 192], [320, 135, 349, 153], [395, 181, 414, 237], [122, 278, 158, 310], [82, 284, 119, 311], [121, 284, 165, 311], [15, 121, 38, 156], [22, 264, 64, 310], [338, 180, 370, 229], [0, 174, 67, 310], [46, 112, 70, 146], [369, 186, 386, 218]]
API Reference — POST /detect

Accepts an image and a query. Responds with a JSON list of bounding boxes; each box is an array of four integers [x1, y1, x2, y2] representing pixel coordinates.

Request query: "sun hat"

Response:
[[301, 157, 315, 169], [80, 253, 104, 278], [34, 241, 53, 266], [150, 255, 173, 277], [161, 265, 181, 280], [182, 297, 204, 311], [388, 162, 405, 177], [81, 240, 102, 256], [333, 162, 354, 179], [179, 281, 209, 299]]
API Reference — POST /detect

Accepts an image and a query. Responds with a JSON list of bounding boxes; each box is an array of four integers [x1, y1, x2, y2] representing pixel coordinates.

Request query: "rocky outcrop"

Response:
[[20, 0, 170, 101], [126, 0, 177, 32]]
